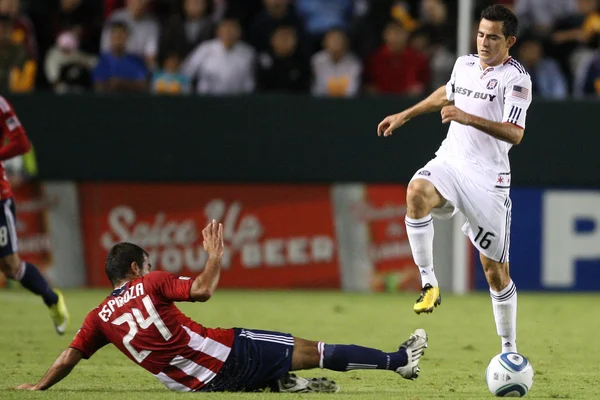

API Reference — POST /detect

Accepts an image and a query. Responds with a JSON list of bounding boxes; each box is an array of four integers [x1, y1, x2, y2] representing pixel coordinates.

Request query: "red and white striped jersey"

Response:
[[0, 95, 31, 199], [70, 271, 235, 392]]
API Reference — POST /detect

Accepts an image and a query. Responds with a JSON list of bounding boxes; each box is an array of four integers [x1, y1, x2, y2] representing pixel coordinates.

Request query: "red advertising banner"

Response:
[[359, 185, 420, 292], [0, 182, 53, 287], [80, 184, 340, 288]]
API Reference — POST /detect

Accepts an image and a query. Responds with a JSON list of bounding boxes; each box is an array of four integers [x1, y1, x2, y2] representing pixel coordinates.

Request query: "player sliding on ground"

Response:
[[16, 220, 428, 393], [377, 4, 531, 355]]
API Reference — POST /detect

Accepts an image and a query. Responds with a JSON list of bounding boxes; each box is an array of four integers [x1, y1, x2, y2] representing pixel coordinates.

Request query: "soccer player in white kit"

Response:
[[377, 4, 531, 354]]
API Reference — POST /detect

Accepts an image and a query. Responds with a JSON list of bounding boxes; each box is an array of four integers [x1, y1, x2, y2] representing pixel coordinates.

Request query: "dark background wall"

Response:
[[8, 94, 600, 186]]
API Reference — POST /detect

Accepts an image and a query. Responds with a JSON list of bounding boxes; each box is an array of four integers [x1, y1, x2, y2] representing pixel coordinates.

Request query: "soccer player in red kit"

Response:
[[0, 95, 69, 335], [17, 221, 429, 393]]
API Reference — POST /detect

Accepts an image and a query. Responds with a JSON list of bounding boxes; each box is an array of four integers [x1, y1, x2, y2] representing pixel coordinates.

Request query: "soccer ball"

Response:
[[485, 352, 534, 397]]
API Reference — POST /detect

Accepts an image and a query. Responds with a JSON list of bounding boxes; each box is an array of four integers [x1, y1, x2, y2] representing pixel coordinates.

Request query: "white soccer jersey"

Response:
[[437, 54, 532, 188]]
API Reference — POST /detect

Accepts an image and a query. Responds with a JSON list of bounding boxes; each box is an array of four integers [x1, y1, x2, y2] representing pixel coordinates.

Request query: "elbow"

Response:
[[504, 124, 524, 145], [191, 287, 214, 302], [511, 130, 524, 145]]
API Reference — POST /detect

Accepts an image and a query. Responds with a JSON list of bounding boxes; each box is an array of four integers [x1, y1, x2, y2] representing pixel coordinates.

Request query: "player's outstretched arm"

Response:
[[15, 347, 83, 390], [190, 220, 224, 302], [377, 85, 451, 137]]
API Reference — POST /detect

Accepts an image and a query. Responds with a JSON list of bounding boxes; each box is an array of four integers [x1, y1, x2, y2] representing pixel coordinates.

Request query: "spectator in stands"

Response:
[[104, 0, 125, 19], [418, 0, 456, 53], [311, 28, 361, 97], [517, 36, 569, 99], [550, 0, 600, 90], [101, 0, 159, 70], [257, 25, 309, 93], [0, 14, 34, 92], [48, 0, 103, 55], [249, 0, 303, 53], [160, 0, 215, 61], [583, 51, 600, 95], [181, 18, 255, 95], [93, 22, 148, 93], [515, 0, 577, 36], [409, 27, 454, 90], [0, 0, 37, 59], [44, 30, 97, 94], [296, 0, 354, 53], [365, 21, 430, 96], [152, 52, 191, 95], [552, 0, 600, 47], [218, 0, 264, 35]]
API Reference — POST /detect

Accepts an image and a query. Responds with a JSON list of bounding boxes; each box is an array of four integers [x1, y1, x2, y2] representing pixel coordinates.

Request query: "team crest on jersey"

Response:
[[486, 79, 498, 90]]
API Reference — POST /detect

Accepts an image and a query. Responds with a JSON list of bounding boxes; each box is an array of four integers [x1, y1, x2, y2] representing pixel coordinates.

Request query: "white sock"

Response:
[[490, 280, 518, 354], [405, 215, 438, 287]]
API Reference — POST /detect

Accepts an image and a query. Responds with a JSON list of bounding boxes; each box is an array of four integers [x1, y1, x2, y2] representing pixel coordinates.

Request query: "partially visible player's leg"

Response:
[[406, 179, 445, 313], [406, 179, 445, 288], [481, 254, 517, 354], [0, 254, 57, 305], [406, 159, 461, 314], [461, 186, 516, 354], [0, 198, 68, 335], [292, 328, 428, 380]]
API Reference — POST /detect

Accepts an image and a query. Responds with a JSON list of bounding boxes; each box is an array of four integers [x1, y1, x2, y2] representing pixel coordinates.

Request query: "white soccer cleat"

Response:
[[396, 328, 428, 380], [276, 373, 340, 393]]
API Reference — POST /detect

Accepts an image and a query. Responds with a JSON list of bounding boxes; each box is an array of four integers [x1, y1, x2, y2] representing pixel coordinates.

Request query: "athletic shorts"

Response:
[[201, 328, 294, 392], [410, 158, 512, 263], [0, 198, 18, 258]]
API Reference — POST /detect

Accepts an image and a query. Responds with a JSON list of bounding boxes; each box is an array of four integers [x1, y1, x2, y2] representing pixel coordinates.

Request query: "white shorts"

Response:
[[410, 158, 512, 263]]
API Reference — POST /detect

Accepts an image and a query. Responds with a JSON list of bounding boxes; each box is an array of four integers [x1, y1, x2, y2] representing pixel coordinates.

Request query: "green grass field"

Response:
[[1, 289, 599, 399]]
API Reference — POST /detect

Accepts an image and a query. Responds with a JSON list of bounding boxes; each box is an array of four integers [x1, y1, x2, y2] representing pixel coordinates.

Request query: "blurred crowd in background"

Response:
[[1, 0, 599, 98]]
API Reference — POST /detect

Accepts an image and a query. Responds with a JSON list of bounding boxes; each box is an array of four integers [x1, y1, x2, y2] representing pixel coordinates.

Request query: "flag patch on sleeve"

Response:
[[510, 85, 529, 100]]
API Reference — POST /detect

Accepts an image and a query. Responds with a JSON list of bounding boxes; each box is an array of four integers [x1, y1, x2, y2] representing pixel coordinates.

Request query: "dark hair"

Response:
[[325, 26, 348, 37], [384, 20, 406, 32], [273, 24, 297, 34], [105, 242, 148, 286], [110, 21, 130, 33], [219, 17, 240, 27], [0, 13, 12, 23], [480, 4, 518, 38], [176, 0, 214, 17]]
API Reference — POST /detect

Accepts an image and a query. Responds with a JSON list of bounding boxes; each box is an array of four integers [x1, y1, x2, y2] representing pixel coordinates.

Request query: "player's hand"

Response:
[[377, 112, 410, 137], [441, 105, 471, 125], [15, 383, 38, 390], [202, 219, 224, 259]]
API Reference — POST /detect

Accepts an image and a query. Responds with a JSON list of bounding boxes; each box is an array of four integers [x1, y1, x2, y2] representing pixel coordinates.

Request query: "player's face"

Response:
[[477, 18, 515, 66], [139, 255, 152, 276]]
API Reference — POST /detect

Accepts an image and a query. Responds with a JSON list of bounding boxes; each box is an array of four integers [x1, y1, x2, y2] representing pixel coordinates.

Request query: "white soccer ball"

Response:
[[485, 352, 534, 397]]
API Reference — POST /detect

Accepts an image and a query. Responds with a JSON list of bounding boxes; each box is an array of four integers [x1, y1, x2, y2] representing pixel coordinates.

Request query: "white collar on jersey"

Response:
[[478, 55, 513, 71]]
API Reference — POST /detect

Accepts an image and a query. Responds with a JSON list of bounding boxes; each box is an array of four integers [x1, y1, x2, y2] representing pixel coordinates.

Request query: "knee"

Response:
[[482, 259, 510, 291], [0, 258, 19, 279], [407, 180, 434, 211]]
